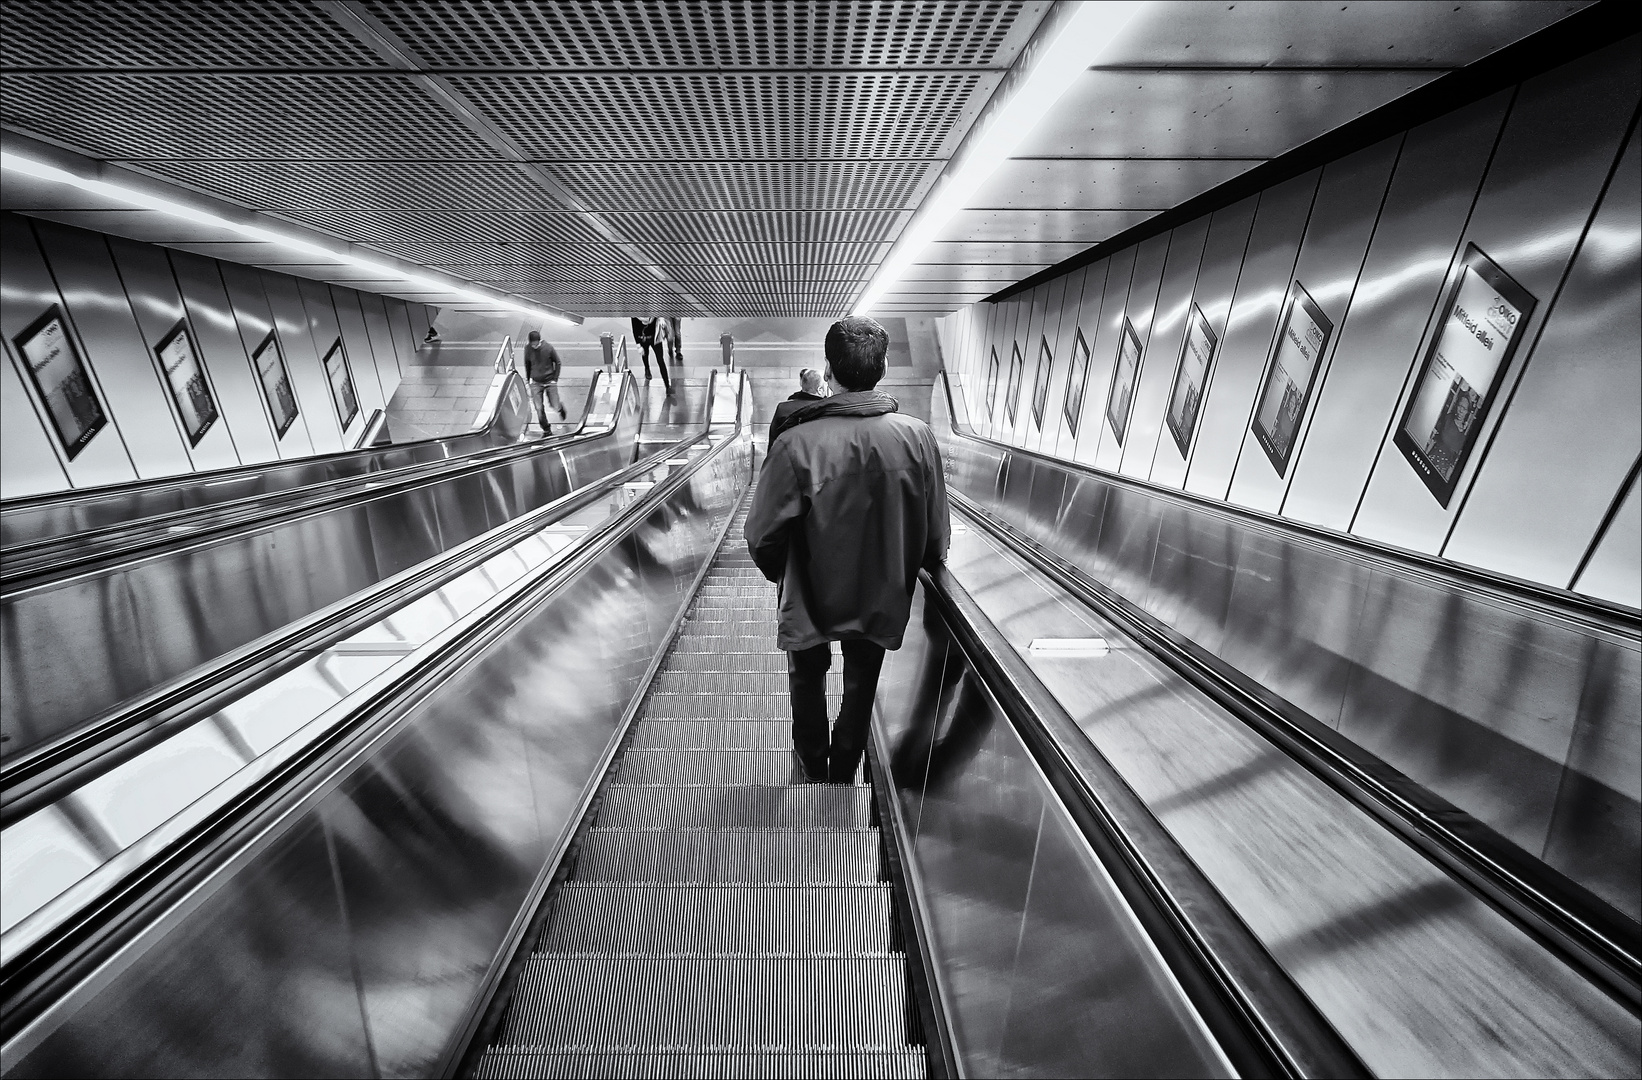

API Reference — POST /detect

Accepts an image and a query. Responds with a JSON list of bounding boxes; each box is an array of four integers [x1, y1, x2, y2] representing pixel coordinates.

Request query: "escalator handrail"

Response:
[[0, 368, 698, 825], [948, 488, 1642, 1012], [0, 371, 753, 1051], [935, 370, 1641, 635], [915, 558, 1370, 1078], [0, 371, 621, 593]]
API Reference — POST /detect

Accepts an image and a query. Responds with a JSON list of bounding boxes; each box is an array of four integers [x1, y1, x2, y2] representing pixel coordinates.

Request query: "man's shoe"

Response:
[[791, 749, 827, 784]]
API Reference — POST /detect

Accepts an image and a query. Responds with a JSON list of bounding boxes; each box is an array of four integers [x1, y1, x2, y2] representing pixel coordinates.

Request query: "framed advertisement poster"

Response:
[[155, 320, 218, 446], [321, 336, 359, 429], [1105, 317, 1141, 446], [1063, 326, 1090, 437], [252, 330, 299, 437], [1031, 336, 1053, 429], [1394, 243, 1535, 507], [1251, 282, 1332, 476], [12, 305, 107, 459], [1005, 342, 1024, 425], [1164, 303, 1217, 458], [986, 347, 1000, 418]]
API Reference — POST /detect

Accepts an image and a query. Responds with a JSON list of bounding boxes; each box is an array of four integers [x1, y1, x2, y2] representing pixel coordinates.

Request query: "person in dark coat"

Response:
[[769, 368, 826, 429], [744, 317, 951, 784], [521, 330, 565, 434], [630, 317, 671, 393]]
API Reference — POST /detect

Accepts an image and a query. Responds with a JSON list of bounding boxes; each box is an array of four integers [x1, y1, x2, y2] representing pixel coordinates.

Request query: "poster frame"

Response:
[[321, 335, 359, 429], [1031, 334, 1053, 430], [1105, 316, 1142, 446], [1251, 281, 1333, 477], [1005, 341, 1024, 425], [1063, 325, 1090, 437], [986, 347, 1000, 419], [1164, 302, 1218, 459], [12, 304, 108, 460], [1392, 242, 1537, 507], [154, 318, 219, 446], [252, 330, 299, 438]]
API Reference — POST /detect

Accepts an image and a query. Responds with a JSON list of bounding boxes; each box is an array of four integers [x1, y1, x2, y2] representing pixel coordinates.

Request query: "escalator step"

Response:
[[541, 884, 896, 954], [598, 785, 873, 829], [649, 671, 838, 694], [574, 828, 880, 884], [671, 636, 780, 653], [494, 955, 913, 1047], [629, 720, 792, 749], [642, 694, 792, 719], [474, 1047, 926, 1079], [616, 749, 827, 785], [661, 652, 788, 673]]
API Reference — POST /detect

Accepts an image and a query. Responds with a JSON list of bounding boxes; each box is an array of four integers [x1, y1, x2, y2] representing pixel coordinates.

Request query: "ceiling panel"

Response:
[[944, 209, 1156, 242], [279, 211, 611, 245], [545, 161, 939, 213], [917, 240, 1090, 264], [131, 160, 568, 212], [966, 157, 1259, 212]]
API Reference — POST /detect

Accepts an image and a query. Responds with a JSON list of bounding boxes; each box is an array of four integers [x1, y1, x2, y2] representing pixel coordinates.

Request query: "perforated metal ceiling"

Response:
[[0, 1, 1586, 317]]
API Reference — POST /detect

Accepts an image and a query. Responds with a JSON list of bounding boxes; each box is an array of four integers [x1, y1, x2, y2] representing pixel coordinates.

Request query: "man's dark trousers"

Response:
[[788, 639, 887, 783]]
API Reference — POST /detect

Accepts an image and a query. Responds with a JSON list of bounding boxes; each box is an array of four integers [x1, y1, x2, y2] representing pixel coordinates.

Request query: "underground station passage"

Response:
[[0, 2, 1638, 1077]]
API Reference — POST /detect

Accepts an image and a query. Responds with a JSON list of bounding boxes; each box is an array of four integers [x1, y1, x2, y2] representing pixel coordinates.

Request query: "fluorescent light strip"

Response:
[[853, 1, 1148, 316], [0, 152, 574, 324]]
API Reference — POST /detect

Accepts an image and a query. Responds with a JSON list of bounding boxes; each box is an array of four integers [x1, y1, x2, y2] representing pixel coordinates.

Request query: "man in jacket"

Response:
[[630, 317, 671, 393], [744, 317, 951, 784], [769, 368, 826, 429], [522, 330, 565, 435]]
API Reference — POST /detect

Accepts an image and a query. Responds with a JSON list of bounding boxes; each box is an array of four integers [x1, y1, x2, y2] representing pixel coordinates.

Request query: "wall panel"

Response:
[[1574, 470, 1641, 608], [219, 261, 315, 457], [0, 214, 135, 488], [168, 251, 280, 465], [1122, 218, 1208, 479], [1228, 136, 1401, 513], [385, 297, 420, 381], [1073, 251, 1133, 465], [261, 271, 345, 454], [296, 278, 363, 444], [107, 236, 241, 472], [1093, 232, 1170, 472], [32, 220, 192, 480], [1035, 266, 1087, 457], [1056, 258, 1110, 461], [1151, 196, 1258, 489], [1183, 170, 1320, 499], [1444, 124, 1642, 588], [1282, 93, 1512, 531], [359, 291, 406, 401], [1025, 274, 1069, 454], [1353, 41, 1641, 553], [329, 286, 389, 419], [0, 351, 69, 497]]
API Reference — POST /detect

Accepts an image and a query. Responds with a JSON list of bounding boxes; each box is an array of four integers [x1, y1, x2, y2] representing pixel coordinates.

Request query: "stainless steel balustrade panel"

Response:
[[874, 590, 1232, 1079], [1150, 197, 1258, 490], [1281, 92, 1511, 532], [4, 419, 752, 1078], [934, 387, 1642, 923], [1183, 169, 1319, 500], [1227, 136, 1400, 514], [0, 389, 641, 759], [1122, 217, 1208, 480], [1445, 124, 1642, 589], [1353, 41, 1641, 553]]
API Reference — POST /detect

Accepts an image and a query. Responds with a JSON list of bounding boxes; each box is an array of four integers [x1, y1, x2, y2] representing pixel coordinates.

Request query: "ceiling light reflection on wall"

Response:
[[853, 1, 1149, 316], [0, 152, 574, 324]]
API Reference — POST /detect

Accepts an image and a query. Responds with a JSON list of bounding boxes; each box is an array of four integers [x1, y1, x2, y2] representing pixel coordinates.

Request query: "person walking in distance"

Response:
[[630, 317, 671, 393], [665, 316, 684, 371], [522, 330, 565, 436], [744, 317, 950, 783], [769, 367, 827, 429]]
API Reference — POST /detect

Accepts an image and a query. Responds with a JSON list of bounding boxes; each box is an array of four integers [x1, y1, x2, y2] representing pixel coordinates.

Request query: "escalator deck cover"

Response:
[[475, 496, 928, 1080]]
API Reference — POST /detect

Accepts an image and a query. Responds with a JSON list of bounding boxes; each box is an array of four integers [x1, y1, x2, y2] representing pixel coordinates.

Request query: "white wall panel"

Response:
[[329, 286, 389, 419], [296, 278, 363, 444], [1574, 470, 1641, 609], [1073, 251, 1133, 466], [1228, 136, 1401, 513], [1024, 274, 1067, 453], [218, 261, 315, 457], [261, 270, 345, 454], [1445, 124, 1642, 588], [1093, 232, 1169, 472], [1123, 218, 1208, 479], [1035, 266, 1088, 457], [359, 291, 407, 398], [1183, 170, 1320, 499], [0, 348, 69, 497], [1353, 40, 1641, 553], [168, 251, 280, 465]]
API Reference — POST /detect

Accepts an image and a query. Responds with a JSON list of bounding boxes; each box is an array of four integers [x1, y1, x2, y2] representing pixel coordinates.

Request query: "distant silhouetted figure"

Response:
[[522, 330, 565, 435], [631, 317, 671, 393], [744, 317, 950, 784], [423, 324, 440, 343], [665, 316, 683, 370]]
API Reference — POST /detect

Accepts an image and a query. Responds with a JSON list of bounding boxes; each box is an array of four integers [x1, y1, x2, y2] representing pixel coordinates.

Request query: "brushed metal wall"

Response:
[[1123, 217, 1208, 480], [168, 250, 283, 465]]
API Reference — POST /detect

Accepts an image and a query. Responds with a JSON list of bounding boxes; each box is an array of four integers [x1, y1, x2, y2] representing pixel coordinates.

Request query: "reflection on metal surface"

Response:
[[1027, 637, 1110, 656]]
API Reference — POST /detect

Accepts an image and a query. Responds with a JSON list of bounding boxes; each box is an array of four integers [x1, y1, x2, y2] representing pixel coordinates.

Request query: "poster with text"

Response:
[[1394, 244, 1534, 506], [1005, 342, 1024, 425], [14, 306, 107, 459], [1165, 303, 1218, 458], [986, 348, 1000, 419], [253, 331, 299, 437], [1063, 327, 1090, 437], [1031, 336, 1053, 429], [157, 321, 218, 445], [322, 337, 358, 428], [1252, 282, 1332, 476], [1105, 317, 1141, 446]]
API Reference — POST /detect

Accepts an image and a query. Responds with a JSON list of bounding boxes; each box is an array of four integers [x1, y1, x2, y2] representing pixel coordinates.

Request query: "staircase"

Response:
[[473, 492, 928, 1079]]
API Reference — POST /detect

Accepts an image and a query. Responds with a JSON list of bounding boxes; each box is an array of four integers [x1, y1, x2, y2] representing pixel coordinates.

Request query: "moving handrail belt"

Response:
[[0, 373, 752, 1064]]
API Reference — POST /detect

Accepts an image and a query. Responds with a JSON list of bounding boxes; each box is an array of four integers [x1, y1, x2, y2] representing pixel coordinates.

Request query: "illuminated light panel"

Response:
[[1027, 637, 1112, 657], [853, 2, 1149, 316], [0, 151, 575, 325]]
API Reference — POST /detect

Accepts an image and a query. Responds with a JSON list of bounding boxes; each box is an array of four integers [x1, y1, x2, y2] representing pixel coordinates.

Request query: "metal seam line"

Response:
[[321, 0, 714, 316]]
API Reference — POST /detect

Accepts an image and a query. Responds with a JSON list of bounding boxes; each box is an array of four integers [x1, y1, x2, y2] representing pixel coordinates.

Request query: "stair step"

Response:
[[494, 955, 915, 1047], [598, 785, 873, 829], [541, 885, 896, 954], [671, 636, 781, 653], [661, 652, 788, 673], [649, 671, 839, 694], [474, 1047, 926, 1080], [629, 720, 792, 749], [642, 695, 793, 719], [616, 749, 815, 785], [574, 828, 881, 884]]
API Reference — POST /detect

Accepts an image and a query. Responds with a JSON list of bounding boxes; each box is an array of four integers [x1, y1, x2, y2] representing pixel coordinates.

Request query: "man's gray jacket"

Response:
[[743, 393, 950, 652]]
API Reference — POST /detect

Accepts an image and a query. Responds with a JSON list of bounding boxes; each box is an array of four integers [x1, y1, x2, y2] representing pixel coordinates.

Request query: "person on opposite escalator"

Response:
[[522, 330, 566, 436], [630, 317, 671, 393], [744, 317, 950, 785]]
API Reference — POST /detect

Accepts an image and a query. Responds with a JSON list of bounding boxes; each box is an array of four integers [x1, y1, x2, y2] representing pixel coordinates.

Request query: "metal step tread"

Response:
[[616, 748, 843, 785], [629, 721, 795, 749], [474, 1047, 926, 1080], [597, 785, 874, 828], [642, 696, 794, 719], [574, 828, 882, 884]]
